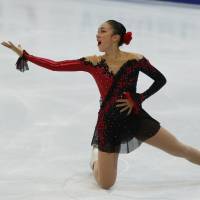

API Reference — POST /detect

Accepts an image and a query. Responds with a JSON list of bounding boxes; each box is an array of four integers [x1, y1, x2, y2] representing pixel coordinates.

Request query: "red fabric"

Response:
[[22, 49, 166, 106], [122, 32, 132, 45], [22, 50, 115, 101], [22, 50, 91, 72], [20, 50, 167, 153]]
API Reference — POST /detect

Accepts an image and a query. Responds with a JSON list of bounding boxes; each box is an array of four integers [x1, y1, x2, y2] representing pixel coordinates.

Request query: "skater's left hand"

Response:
[[115, 92, 135, 116]]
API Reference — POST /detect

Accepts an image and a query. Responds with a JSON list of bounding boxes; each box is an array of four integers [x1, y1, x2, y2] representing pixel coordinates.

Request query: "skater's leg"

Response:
[[93, 150, 119, 189], [144, 126, 200, 165]]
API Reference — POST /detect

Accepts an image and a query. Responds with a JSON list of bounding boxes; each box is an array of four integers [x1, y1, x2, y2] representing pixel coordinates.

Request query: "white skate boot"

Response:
[[89, 146, 98, 170]]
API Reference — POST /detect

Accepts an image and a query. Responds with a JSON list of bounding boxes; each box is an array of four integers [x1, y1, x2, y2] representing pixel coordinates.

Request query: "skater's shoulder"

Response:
[[82, 54, 102, 66], [82, 52, 144, 66], [126, 51, 144, 61]]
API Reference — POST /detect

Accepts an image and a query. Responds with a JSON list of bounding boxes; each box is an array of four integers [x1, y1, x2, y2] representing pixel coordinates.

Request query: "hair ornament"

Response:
[[122, 32, 133, 45]]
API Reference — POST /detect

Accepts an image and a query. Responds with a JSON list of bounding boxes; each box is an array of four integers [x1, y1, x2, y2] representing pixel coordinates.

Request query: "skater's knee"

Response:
[[95, 150, 118, 189], [97, 169, 117, 189], [98, 177, 116, 189], [97, 168, 117, 189]]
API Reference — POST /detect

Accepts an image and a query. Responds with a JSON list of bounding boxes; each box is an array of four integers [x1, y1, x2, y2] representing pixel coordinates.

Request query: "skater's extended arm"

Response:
[[20, 50, 93, 72], [1, 41, 94, 72]]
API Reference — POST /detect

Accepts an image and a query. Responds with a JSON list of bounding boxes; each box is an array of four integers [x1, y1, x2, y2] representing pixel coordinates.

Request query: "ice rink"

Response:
[[0, 0, 200, 199]]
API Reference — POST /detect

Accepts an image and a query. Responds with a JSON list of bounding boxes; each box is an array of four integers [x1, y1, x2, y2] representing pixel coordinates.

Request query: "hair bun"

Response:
[[122, 32, 133, 45]]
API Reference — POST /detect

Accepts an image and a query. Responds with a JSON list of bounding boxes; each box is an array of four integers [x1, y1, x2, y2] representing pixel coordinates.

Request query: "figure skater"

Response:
[[1, 19, 200, 190]]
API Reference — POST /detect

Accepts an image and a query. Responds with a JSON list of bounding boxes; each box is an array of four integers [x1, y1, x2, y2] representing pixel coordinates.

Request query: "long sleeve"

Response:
[[137, 57, 167, 103], [16, 49, 93, 72], [127, 56, 167, 113]]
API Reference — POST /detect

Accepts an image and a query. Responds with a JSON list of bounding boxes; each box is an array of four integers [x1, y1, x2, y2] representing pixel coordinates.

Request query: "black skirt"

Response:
[[91, 98, 161, 153]]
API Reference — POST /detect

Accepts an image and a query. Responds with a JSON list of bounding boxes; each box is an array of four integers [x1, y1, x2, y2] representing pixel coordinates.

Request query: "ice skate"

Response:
[[89, 145, 98, 170]]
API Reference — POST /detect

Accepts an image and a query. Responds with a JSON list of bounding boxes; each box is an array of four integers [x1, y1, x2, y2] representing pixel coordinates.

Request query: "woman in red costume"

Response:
[[2, 19, 200, 190]]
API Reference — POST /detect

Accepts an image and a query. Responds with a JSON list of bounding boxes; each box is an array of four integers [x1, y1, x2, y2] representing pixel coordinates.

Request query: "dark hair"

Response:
[[106, 20, 126, 47]]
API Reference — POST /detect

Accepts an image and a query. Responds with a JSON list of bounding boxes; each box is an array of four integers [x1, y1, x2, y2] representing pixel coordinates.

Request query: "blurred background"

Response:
[[0, 0, 200, 199]]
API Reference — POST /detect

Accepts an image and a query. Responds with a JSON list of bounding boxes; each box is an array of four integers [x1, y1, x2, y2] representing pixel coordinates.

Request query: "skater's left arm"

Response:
[[137, 57, 167, 103], [117, 56, 167, 115]]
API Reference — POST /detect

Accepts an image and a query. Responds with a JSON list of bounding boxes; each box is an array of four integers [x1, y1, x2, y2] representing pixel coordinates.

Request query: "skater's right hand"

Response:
[[1, 41, 23, 57]]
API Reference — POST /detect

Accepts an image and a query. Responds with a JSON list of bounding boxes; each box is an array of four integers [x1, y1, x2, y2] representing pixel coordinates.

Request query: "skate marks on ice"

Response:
[[62, 157, 131, 199], [62, 155, 200, 200], [63, 171, 200, 200]]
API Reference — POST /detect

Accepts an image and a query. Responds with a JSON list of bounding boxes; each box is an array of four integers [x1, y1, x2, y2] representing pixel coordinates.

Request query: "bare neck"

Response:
[[103, 49, 125, 62]]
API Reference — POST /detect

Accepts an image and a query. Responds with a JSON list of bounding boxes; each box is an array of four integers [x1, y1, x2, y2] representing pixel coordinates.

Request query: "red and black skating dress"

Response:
[[16, 50, 167, 153]]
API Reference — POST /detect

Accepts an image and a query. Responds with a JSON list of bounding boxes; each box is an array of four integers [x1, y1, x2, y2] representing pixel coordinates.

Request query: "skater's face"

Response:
[[96, 22, 120, 52]]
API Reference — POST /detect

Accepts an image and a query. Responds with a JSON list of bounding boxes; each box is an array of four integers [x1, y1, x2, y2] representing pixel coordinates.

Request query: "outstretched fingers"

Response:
[[1, 41, 23, 56], [1, 41, 12, 48]]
